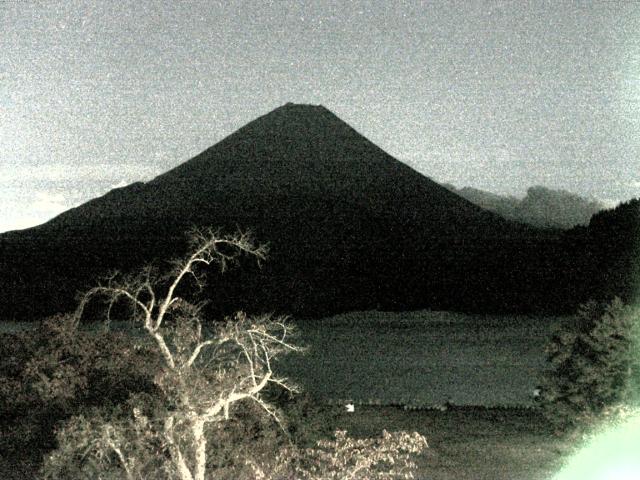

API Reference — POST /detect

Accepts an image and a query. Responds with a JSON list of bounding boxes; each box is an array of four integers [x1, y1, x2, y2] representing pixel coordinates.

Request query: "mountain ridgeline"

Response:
[[1, 104, 638, 320], [442, 184, 606, 229]]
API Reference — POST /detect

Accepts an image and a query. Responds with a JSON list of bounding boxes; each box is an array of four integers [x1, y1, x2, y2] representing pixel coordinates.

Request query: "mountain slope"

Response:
[[48, 104, 513, 236], [0, 104, 595, 320]]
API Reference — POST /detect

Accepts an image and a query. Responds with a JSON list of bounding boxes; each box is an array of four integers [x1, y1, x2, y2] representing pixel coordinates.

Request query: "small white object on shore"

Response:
[[346, 403, 355, 413]]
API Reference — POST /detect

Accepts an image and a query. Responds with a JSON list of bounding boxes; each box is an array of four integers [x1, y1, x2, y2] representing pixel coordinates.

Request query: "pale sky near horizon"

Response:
[[2, 0, 640, 233]]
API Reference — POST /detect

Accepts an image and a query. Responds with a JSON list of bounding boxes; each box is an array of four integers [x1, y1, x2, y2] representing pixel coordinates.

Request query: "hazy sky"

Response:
[[2, 1, 639, 232]]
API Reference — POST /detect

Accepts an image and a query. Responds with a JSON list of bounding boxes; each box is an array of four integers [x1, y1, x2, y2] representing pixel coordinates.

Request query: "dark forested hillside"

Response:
[[0, 104, 636, 321], [581, 199, 640, 304]]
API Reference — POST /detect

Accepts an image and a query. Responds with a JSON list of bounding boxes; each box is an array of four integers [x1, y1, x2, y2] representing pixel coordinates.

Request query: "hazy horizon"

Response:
[[2, 1, 639, 233]]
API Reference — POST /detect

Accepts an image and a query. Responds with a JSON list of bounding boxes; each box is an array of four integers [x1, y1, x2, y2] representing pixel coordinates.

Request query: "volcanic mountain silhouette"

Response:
[[41, 103, 513, 234], [0, 104, 601, 320]]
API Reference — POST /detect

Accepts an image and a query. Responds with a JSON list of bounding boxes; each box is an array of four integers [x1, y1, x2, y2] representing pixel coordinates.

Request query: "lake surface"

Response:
[[1, 310, 572, 408], [277, 310, 571, 408]]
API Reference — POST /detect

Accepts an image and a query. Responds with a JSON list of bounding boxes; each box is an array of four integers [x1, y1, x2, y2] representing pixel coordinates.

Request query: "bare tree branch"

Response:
[[67, 228, 298, 480]]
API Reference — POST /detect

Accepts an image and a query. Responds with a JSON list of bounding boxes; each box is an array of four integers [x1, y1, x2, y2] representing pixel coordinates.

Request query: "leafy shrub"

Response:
[[247, 429, 429, 479], [269, 390, 342, 447], [541, 297, 640, 433], [0, 314, 158, 459], [42, 396, 165, 480], [42, 390, 351, 480]]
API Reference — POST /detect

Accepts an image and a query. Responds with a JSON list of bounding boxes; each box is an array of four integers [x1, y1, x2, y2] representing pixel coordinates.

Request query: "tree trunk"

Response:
[[192, 418, 207, 480], [165, 417, 195, 480], [174, 448, 195, 480]]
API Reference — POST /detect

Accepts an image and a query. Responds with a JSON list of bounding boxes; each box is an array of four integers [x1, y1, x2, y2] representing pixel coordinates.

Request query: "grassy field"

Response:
[[277, 310, 573, 408], [329, 404, 573, 480]]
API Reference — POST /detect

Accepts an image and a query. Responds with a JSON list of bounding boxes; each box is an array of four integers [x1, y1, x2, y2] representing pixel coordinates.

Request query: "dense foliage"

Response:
[[541, 297, 640, 432], [247, 429, 428, 480], [0, 314, 158, 453]]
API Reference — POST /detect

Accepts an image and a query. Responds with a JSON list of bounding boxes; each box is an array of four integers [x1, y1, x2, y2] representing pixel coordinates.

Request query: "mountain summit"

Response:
[[49, 102, 508, 236], [0, 104, 592, 319]]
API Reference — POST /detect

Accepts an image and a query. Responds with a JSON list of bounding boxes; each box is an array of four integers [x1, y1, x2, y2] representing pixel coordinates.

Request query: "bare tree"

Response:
[[48, 228, 302, 480], [40, 227, 429, 480]]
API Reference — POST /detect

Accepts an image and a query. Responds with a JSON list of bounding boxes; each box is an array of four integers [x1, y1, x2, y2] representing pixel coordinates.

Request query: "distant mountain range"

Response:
[[0, 104, 637, 320], [442, 184, 606, 229]]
